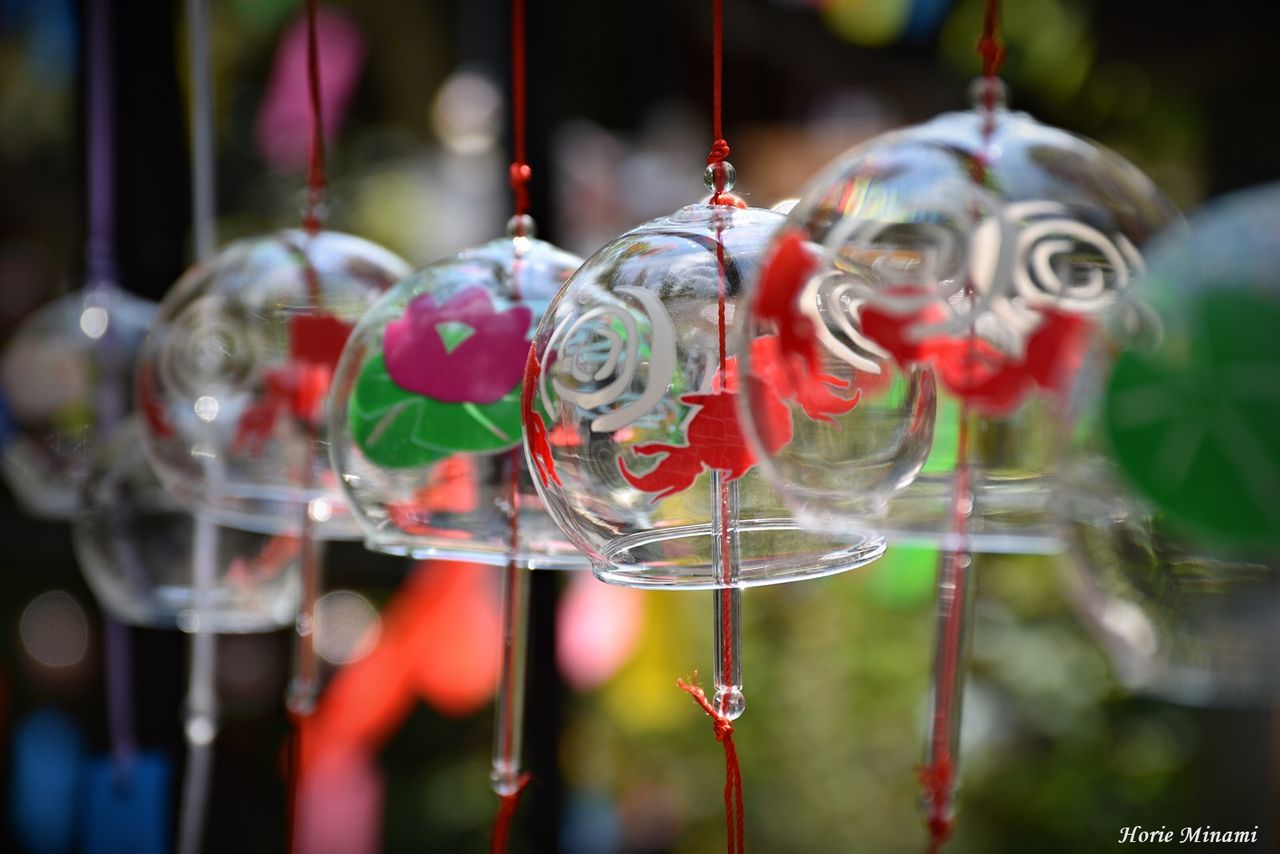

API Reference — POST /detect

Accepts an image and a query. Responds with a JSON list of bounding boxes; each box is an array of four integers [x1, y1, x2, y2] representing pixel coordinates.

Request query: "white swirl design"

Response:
[[158, 294, 261, 400], [540, 285, 676, 433], [807, 196, 1144, 363]]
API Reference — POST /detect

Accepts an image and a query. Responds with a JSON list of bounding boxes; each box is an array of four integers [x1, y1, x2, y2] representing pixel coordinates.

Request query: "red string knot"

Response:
[[509, 162, 532, 190], [976, 35, 1005, 78], [706, 138, 731, 165]]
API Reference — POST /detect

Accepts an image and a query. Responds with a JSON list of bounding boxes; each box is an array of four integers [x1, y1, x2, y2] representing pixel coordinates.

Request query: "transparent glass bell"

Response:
[[1063, 183, 1280, 704], [0, 284, 155, 518], [135, 230, 410, 538], [328, 224, 591, 568], [741, 80, 1181, 554], [524, 203, 886, 588], [74, 417, 302, 633]]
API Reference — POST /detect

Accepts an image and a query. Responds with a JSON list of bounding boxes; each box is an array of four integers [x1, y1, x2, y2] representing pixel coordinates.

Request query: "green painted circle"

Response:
[[1103, 290, 1280, 548], [349, 355, 523, 469]]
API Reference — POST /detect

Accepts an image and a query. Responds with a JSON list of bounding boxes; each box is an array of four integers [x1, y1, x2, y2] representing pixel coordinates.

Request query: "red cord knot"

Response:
[[509, 161, 532, 218], [678, 674, 745, 854], [508, 161, 532, 190], [976, 35, 1005, 77], [706, 138, 731, 165], [917, 759, 955, 851]]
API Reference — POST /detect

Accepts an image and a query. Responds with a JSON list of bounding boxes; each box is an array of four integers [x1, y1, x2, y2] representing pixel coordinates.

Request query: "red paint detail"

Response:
[[385, 456, 481, 533], [860, 300, 1091, 418], [754, 229, 821, 380], [522, 347, 560, 487], [226, 534, 303, 589], [289, 313, 353, 369], [618, 337, 859, 500], [136, 362, 174, 439], [234, 313, 352, 453], [677, 675, 745, 854]]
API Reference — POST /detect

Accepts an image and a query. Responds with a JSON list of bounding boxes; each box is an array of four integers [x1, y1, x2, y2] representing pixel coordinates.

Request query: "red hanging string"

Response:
[[688, 0, 747, 837], [490, 771, 531, 853], [678, 676, 744, 854], [489, 2, 532, 844], [920, 3, 1002, 849], [976, 0, 1005, 80], [301, 0, 327, 235], [705, 0, 731, 202], [508, 0, 532, 224]]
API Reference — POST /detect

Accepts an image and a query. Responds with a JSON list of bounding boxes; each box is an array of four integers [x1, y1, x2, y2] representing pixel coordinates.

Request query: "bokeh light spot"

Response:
[[20, 591, 89, 667], [314, 590, 380, 665]]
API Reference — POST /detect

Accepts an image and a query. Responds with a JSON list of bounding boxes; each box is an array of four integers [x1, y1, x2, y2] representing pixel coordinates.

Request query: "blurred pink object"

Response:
[[296, 748, 383, 854], [254, 6, 366, 171], [557, 573, 643, 690]]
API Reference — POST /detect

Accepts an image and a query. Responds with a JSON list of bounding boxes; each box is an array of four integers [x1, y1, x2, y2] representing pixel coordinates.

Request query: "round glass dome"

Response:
[[741, 84, 1181, 554], [524, 203, 886, 589], [0, 284, 154, 518], [1063, 182, 1280, 704], [328, 230, 590, 568], [135, 229, 410, 538], [75, 417, 301, 633]]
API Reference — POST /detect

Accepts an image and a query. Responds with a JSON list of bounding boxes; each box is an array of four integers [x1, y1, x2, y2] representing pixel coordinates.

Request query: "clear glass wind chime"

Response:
[[20, 0, 164, 849], [72, 3, 311, 851], [735, 1, 1180, 847], [128, 0, 410, 848], [522, 2, 905, 851], [1064, 182, 1280, 706], [326, 0, 589, 848]]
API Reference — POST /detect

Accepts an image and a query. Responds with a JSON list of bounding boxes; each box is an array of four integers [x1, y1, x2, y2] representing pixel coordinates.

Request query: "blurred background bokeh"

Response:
[[1, 0, 1278, 851]]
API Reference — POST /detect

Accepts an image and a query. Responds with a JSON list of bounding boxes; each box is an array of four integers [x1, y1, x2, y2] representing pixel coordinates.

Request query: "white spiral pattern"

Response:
[[157, 294, 261, 401], [806, 196, 1144, 363], [540, 285, 676, 434]]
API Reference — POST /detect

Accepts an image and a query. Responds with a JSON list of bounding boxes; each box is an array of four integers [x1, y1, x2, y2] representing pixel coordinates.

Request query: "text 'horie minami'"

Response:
[[1118, 826, 1260, 844]]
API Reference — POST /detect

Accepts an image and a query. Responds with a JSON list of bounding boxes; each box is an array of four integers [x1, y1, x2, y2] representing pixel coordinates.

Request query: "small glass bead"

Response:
[[507, 214, 537, 239], [714, 686, 746, 721], [703, 160, 737, 195], [967, 76, 1009, 112]]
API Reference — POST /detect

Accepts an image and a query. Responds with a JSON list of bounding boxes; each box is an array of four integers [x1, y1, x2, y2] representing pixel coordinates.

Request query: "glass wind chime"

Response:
[[20, 0, 166, 849], [735, 1, 1180, 847], [1064, 182, 1280, 706], [72, 3, 313, 851], [522, 2, 904, 851], [326, 0, 587, 848], [128, 0, 409, 849]]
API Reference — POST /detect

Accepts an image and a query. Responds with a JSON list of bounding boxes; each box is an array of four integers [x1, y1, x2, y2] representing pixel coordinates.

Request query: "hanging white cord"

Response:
[[176, 0, 219, 851]]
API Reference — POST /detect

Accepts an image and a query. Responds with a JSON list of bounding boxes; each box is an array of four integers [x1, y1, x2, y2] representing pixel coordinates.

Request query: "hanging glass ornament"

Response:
[[739, 79, 1181, 553], [736, 19, 1180, 840], [526, 198, 886, 587], [328, 219, 589, 567], [134, 229, 410, 538], [1064, 182, 1280, 705], [75, 417, 301, 632], [0, 284, 155, 518]]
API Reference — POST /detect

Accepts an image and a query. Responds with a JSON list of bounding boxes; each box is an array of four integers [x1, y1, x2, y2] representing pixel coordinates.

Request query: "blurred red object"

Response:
[[302, 561, 501, 772]]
